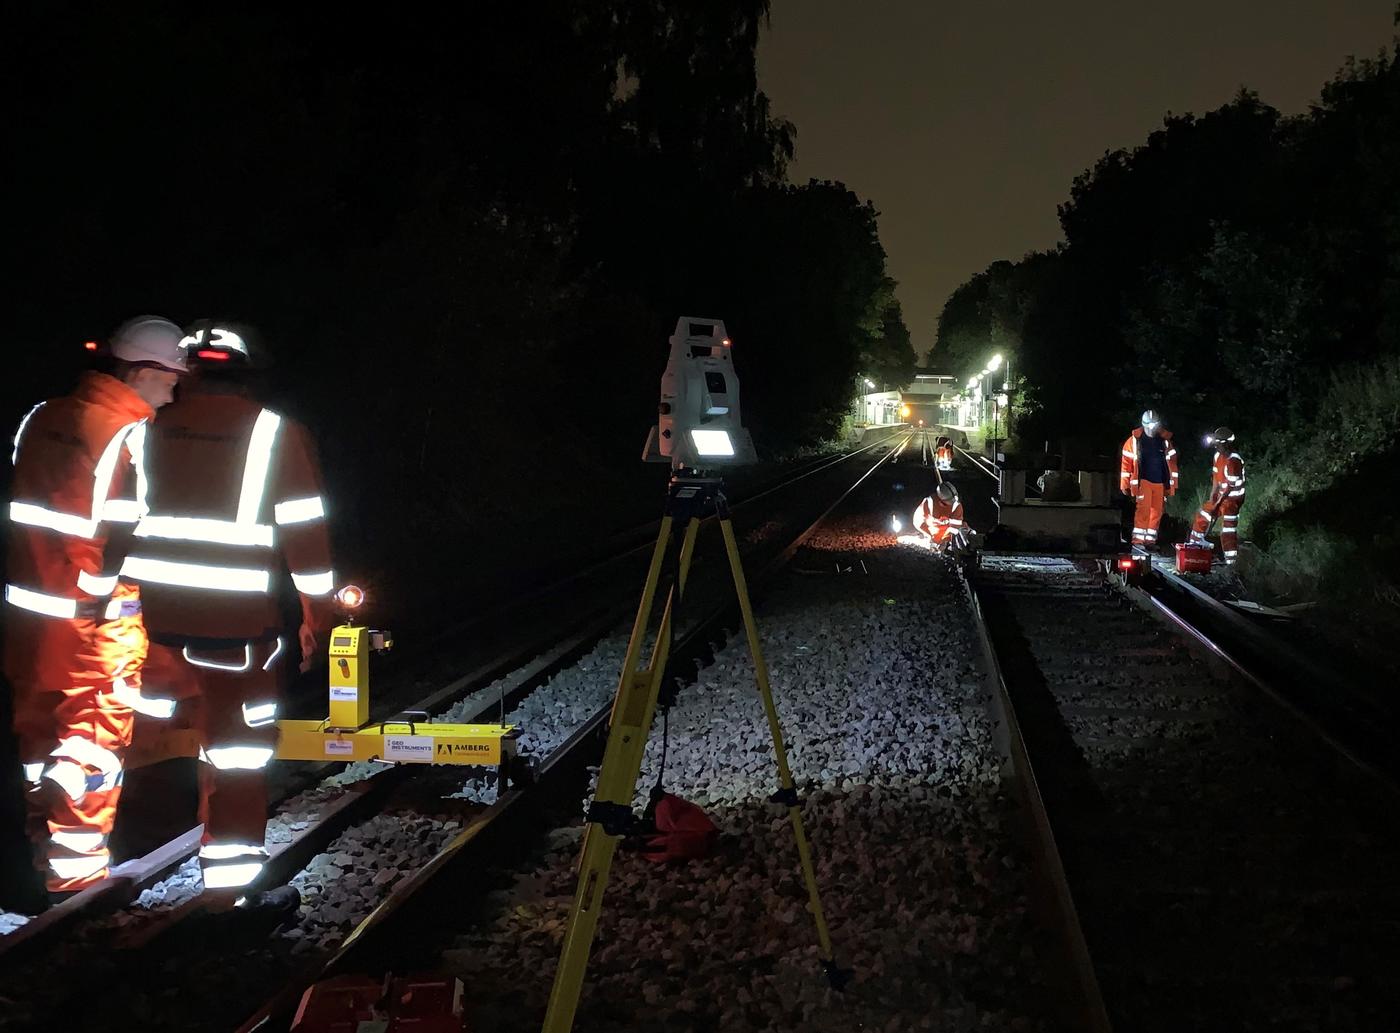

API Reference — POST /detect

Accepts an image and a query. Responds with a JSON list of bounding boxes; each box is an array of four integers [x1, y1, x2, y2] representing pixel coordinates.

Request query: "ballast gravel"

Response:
[[448, 515, 1057, 1032]]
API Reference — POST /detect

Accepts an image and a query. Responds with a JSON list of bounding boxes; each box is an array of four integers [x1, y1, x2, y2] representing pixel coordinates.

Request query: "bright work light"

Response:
[[691, 429, 735, 457]]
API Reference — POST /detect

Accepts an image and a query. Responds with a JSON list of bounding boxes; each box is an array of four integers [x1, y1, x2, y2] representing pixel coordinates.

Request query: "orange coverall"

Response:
[[913, 495, 964, 549], [5, 373, 161, 891], [1120, 427, 1179, 547], [123, 383, 334, 891], [1192, 450, 1246, 564]]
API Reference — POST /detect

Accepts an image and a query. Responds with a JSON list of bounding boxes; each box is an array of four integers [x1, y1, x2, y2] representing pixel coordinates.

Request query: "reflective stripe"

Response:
[[126, 421, 150, 518], [54, 736, 121, 774], [5, 584, 78, 618], [262, 636, 285, 671], [91, 421, 143, 527], [112, 676, 177, 719], [11, 402, 45, 465], [1166, 450, 1177, 459], [103, 598, 124, 620], [51, 827, 107, 852], [22, 761, 45, 783], [1199, 510, 1213, 521], [198, 842, 265, 860], [201, 860, 264, 889], [76, 569, 118, 597], [42, 760, 89, 802], [242, 701, 278, 727], [237, 410, 282, 525], [1228, 489, 1245, 497], [102, 499, 144, 523], [1223, 550, 1238, 556], [201, 745, 275, 770], [9, 501, 97, 539], [274, 496, 325, 525], [122, 556, 270, 592], [1121, 449, 1134, 458], [1132, 527, 1146, 534], [48, 853, 108, 880], [291, 569, 334, 596], [183, 644, 253, 672], [1129, 479, 1139, 485], [135, 515, 274, 548]]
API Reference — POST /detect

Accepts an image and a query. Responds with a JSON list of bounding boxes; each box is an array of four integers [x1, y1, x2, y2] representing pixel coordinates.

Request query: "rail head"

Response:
[[958, 565, 1113, 1033]]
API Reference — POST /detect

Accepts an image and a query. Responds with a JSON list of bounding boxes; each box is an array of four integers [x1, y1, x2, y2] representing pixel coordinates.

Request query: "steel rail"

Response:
[[1114, 566, 1400, 799], [958, 565, 1113, 1033], [235, 432, 914, 1033]]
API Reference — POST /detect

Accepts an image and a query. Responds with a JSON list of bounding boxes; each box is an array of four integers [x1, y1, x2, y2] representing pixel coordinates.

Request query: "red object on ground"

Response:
[[291, 973, 468, 1033], [644, 792, 719, 862], [1175, 542, 1214, 574]]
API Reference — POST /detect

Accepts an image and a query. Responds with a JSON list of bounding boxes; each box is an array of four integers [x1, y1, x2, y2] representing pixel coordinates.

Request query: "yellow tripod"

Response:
[[541, 474, 845, 1033]]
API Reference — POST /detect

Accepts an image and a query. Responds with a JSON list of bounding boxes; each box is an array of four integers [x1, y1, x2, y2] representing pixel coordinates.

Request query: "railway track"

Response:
[[967, 553, 1400, 1032], [0, 432, 915, 1033]]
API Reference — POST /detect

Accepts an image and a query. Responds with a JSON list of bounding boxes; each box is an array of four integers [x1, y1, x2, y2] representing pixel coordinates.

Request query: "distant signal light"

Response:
[[196, 349, 232, 361]]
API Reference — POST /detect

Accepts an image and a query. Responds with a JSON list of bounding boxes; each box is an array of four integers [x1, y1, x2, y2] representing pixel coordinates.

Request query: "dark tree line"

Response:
[[934, 11, 1400, 600], [8, 2, 914, 591]]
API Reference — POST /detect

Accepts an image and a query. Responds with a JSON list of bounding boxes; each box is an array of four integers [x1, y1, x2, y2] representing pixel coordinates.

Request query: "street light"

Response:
[[988, 353, 1002, 372]]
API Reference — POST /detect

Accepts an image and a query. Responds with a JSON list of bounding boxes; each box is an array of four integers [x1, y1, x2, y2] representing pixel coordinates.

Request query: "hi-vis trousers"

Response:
[[1131, 481, 1166, 547], [142, 636, 284, 891]]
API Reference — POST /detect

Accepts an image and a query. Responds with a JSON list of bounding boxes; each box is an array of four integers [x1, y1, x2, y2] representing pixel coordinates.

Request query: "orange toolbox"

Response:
[[1174, 542, 1214, 574], [291, 973, 467, 1033]]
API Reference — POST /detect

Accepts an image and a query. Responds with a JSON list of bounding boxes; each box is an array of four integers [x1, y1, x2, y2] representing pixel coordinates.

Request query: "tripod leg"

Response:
[[716, 515, 844, 985], [542, 516, 701, 1033]]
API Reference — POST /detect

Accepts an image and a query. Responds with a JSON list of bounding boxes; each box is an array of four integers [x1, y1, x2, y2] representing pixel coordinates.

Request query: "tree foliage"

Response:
[[934, 10, 1400, 596], [8, 2, 909, 572]]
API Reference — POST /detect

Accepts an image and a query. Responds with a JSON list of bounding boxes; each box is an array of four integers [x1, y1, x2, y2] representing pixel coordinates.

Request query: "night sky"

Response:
[[759, 0, 1398, 360]]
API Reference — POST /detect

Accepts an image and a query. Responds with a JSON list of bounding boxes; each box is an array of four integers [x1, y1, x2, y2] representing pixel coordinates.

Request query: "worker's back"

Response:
[[126, 383, 333, 641]]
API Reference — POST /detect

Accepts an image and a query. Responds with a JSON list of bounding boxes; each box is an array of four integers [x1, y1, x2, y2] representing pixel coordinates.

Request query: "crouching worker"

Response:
[[123, 322, 335, 900], [913, 482, 966, 552]]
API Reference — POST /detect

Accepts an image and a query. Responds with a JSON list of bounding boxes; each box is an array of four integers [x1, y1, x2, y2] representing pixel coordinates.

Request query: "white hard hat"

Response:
[[110, 315, 188, 373], [1141, 409, 1161, 431], [935, 482, 958, 504]]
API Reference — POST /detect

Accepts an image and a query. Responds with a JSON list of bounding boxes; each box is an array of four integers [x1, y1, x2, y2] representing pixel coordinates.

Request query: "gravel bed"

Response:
[[448, 514, 1057, 1032], [977, 558, 1400, 1031]]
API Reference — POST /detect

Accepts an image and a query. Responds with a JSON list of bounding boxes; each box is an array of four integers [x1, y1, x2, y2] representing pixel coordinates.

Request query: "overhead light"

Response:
[[690, 429, 735, 457]]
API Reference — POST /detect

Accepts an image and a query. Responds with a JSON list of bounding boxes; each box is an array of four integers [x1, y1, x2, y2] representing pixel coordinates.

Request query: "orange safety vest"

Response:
[[123, 385, 335, 641], [1119, 427, 1179, 496], [1207, 450, 1245, 506], [914, 495, 963, 540], [5, 372, 152, 622]]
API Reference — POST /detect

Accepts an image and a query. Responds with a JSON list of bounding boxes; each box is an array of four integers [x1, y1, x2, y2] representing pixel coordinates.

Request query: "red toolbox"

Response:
[[291, 973, 468, 1033], [1175, 542, 1214, 574]]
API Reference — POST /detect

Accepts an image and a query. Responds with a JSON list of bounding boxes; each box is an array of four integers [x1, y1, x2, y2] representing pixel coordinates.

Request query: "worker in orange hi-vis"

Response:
[[5, 316, 187, 901], [122, 321, 335, 898], [935, 436, 954, 471], [913, 482, 965, 551], [1120, 409, 1179, 551], [1190, 427, 1246, 565]]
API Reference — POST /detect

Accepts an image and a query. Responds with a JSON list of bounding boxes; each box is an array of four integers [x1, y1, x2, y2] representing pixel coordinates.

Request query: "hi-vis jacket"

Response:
[[1119, 428, 1179, 496], [913, 495, 964, 542], [6, 373, 151, 621], [1207, 450, 1246, 507], [123, 388, 334, 640]]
